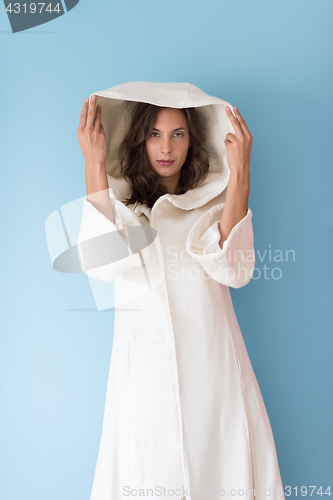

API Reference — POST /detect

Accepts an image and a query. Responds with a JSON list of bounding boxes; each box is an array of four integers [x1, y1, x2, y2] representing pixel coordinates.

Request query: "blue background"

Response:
[[1, 0, 332, 499]]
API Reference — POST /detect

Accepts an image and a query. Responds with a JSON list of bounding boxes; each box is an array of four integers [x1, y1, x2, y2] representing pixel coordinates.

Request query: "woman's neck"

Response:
[[160, 173, 181, 195]]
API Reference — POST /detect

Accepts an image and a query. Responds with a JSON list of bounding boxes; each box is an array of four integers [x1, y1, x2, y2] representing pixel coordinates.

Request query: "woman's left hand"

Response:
[[224, 106, 253, 174]]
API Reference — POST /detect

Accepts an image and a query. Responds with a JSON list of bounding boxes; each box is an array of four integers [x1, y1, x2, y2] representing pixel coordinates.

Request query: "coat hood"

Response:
[[89, 81, 236, 212]]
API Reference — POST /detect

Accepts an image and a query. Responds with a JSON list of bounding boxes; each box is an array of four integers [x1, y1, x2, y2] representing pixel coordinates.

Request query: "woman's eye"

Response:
[[149, 132, 183, 138]]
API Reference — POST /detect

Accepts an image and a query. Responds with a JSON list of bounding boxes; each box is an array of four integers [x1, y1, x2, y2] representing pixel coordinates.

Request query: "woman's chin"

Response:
[[155, 166, 179, 177]]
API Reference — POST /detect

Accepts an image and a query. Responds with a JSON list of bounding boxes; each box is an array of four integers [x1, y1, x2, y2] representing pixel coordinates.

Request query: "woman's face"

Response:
[[145, 107, 191, 186]]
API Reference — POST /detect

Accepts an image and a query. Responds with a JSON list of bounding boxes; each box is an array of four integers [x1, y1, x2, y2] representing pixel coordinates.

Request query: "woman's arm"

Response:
[[218, 106, 252, 249], [218, 169, 250, 249], [76, 95, 150, 284], [85, 161, 115, 224], [78, 95, 115, 224]]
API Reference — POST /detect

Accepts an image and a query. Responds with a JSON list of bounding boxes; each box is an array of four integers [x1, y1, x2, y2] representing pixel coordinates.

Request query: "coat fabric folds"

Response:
[[77, 81, 285, 500]]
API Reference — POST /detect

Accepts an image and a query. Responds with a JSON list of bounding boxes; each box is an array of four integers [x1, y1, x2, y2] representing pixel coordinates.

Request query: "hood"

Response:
[[89, 81, 236, 212]]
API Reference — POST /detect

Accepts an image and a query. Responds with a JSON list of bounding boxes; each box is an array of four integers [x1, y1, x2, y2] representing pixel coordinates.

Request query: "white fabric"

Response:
[[186, 203, 255, 288], [76, 81, 285, 500], [77, 194, 144, 283]]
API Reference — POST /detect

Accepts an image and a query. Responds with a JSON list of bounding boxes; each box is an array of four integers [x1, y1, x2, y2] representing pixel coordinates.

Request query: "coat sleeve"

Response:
[[186, 202, 255, 288], [76, 193, 143, 283]]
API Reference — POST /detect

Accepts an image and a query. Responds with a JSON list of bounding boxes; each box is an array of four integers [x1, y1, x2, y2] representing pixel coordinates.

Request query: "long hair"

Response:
[[118, 102, 210, 209]]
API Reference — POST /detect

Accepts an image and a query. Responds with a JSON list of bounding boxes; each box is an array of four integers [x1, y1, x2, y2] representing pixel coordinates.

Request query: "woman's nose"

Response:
[[161, 137, 171, 153]]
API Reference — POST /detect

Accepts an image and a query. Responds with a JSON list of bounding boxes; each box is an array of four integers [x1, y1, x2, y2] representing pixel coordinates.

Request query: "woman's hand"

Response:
[[218, 106, 252, 249], [77, 95, 113, 221], [224, 106, 252, 174], [77, 95, 107, 167]]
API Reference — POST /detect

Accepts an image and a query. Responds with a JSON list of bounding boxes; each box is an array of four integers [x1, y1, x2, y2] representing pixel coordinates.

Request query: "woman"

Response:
[[77, 81, 284, 500]]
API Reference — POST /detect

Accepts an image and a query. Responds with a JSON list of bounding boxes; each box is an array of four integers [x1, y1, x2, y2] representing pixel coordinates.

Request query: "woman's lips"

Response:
[[158, 160, 174, 166]]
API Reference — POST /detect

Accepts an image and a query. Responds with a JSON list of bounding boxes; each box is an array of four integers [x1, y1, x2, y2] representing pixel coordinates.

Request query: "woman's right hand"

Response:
[[77, 95, 107, 167]]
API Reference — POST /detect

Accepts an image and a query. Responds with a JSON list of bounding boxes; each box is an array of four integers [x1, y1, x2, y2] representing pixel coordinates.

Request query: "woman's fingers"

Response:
[[78, 98, 89, 131], [224, 133, 234, 144], [225, 106, 244, 137], [93, 105, 102, 131], [99, 121, 106, 138], [86, 94, 97, 129], [233, 107, 252, 139]]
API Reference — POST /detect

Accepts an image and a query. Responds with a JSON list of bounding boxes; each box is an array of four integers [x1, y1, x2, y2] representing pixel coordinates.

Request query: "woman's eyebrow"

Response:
[[152, 127, 186, 132]]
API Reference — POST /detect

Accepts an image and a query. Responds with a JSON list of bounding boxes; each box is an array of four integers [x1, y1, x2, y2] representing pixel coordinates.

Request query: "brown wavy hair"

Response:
[[118, 102, 210, 209]]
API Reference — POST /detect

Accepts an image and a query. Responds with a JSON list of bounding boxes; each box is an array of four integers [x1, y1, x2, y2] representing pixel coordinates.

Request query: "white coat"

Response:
[[77, 81, 285, 500]]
